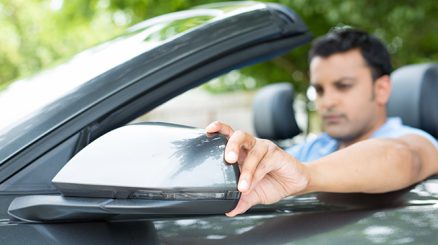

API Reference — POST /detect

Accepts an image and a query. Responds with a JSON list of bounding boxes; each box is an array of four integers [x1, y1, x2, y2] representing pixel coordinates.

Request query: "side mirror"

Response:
[[9, 122, 240, 222]]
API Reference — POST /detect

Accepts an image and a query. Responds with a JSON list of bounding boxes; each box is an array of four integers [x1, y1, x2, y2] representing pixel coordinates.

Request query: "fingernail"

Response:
[[205, 125, 214, 132], [238, 179, 249, 191], [225, 210, 237, 217], [226, 151, 238, 163], [206, 122, 218, 131]]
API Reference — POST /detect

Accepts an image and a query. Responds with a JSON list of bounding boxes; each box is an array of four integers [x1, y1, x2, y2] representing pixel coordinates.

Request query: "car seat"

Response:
[[252, 82, 301, 140], [388, 63, 438, 139]]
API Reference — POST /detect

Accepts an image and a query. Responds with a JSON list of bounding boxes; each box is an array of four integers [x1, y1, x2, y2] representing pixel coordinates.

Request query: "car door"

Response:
[[0, 2, 311, 244]]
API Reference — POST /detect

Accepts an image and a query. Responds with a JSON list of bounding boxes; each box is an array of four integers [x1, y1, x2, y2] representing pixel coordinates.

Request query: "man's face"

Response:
[[310, 49, 386, 144]]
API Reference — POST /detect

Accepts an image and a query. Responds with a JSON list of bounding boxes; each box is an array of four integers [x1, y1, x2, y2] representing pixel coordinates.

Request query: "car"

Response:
[[0, 1, 437, 244]]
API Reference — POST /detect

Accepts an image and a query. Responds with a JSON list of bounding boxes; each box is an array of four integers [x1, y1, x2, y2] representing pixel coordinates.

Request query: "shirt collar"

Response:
[[371, 117, 403, 138]]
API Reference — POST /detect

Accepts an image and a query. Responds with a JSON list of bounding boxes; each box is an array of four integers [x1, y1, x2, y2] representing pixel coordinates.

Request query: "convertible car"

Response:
[[0, 1, 437, 244]]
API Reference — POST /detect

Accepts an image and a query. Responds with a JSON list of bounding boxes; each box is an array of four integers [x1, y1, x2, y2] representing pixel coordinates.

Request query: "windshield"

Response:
[[0, 11, 218, 133], [0, 1, 267, 133]]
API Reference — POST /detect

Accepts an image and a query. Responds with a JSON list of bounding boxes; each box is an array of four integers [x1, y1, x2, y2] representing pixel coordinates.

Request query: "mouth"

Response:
[[322, 114, 344, 124]]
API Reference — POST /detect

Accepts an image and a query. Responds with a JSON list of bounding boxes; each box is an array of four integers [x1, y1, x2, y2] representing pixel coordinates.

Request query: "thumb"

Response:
[[225, 192, 259, 217]]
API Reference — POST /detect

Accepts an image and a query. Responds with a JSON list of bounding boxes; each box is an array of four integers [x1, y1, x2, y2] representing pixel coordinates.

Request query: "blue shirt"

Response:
[[287, 117, 438, 162]]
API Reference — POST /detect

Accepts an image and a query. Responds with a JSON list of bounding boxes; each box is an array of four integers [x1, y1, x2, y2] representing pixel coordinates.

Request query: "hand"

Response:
[[206, 121, 310, 217]]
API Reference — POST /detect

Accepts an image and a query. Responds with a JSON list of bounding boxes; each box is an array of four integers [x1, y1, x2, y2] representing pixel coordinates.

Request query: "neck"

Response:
[[338, 115, 388, 149]]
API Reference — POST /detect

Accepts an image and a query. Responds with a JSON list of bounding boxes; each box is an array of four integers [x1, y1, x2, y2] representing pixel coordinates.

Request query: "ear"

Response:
[[374, 75, 391, 105]]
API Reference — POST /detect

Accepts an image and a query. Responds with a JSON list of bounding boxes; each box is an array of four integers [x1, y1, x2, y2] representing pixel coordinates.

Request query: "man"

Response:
[[206, 28, 438, 217]]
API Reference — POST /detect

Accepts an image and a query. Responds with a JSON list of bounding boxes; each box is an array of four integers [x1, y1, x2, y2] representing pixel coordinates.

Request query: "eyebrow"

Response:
[[311, 76, 357, 86]]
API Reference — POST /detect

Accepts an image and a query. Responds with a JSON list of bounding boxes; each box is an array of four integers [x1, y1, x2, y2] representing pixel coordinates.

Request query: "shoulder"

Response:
[[374, 117, 438, 149]]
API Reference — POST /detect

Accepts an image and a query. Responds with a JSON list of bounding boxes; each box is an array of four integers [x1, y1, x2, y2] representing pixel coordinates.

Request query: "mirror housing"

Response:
[[9, 123, 240, 222]]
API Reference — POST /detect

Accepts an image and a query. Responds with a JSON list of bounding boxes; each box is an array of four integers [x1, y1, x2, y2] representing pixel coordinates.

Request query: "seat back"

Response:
[[388, 63, 438, 139], [252, 83, 301, 140]]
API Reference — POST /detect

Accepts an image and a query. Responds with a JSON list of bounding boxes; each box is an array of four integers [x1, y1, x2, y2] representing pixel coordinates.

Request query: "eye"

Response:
[[313, 85, 324, 96], [335, 83, 353, 91]]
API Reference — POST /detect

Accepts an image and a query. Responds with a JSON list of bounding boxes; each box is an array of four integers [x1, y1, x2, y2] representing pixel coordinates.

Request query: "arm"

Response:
[[206, 121, 438, 217], [307, 135, 438, 194]]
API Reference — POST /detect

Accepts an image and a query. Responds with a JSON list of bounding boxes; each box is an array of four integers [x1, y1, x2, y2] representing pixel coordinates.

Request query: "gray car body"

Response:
[[0, 1, 437, 244]]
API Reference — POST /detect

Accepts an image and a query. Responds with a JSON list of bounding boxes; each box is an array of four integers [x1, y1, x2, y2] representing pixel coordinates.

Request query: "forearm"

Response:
[[303, 138, 423, 194]]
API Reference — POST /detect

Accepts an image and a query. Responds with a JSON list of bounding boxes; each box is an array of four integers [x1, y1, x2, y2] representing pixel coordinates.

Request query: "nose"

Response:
[[317, 89, 339, 110]]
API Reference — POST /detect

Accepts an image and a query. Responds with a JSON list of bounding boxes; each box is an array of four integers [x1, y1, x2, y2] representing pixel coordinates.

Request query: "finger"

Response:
[[225, 192, 259, 217], [224, 130, 256, 164], [250, 158, 272, 193], [238, 140, 269, 193], [205, 121, 234, 138]]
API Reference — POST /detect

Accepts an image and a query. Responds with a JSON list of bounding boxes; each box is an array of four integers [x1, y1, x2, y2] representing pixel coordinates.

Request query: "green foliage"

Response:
[[1, 0, 437, 93], [0, 0, 125, 89]]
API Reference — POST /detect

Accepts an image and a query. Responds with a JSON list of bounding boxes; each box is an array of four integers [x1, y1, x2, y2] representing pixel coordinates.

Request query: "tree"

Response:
[[1, 0, 436, 93]]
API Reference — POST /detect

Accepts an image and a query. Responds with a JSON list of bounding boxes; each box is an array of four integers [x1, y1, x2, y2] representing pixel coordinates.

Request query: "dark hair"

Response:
[[309, 28, 392, 80]]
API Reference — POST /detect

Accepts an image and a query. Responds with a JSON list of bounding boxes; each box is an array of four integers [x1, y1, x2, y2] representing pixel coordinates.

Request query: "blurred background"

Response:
[[1, 0, 436, 134], [1, 0, 437, 92]]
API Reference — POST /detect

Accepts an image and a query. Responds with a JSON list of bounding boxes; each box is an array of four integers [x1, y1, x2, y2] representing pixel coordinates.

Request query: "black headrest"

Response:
[[253, 83, 301, 140], [388, 63, 438, 138]]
